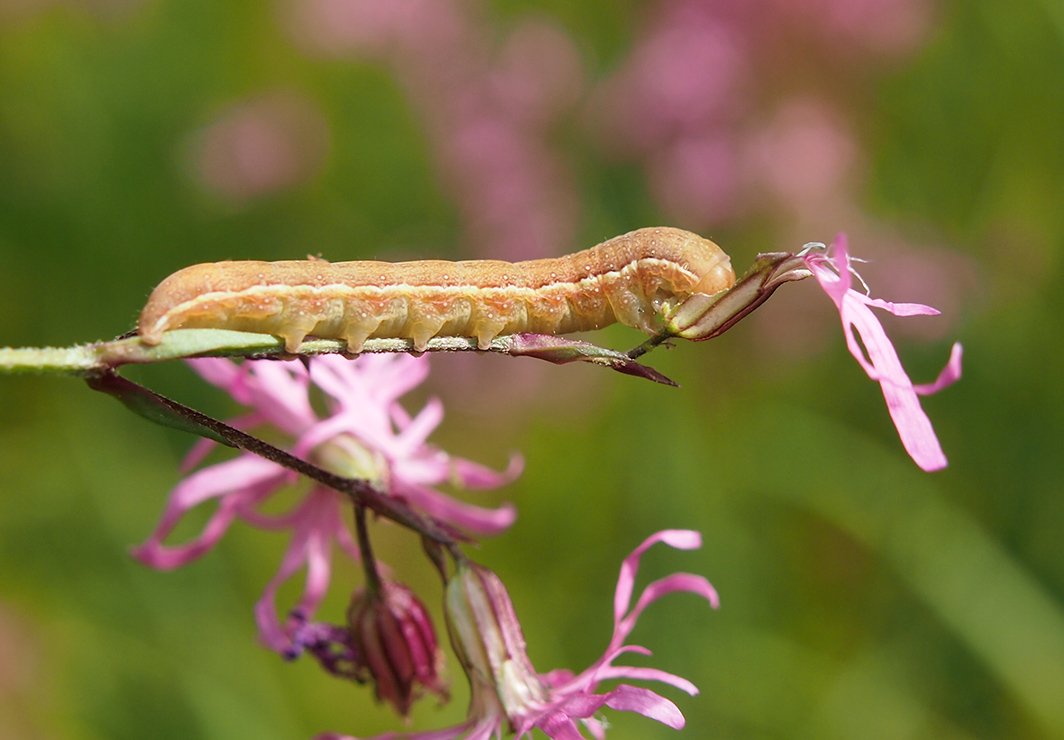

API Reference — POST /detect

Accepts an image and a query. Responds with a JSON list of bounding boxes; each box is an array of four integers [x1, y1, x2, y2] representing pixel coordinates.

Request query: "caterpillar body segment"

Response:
[[138, 227, 735, 353]]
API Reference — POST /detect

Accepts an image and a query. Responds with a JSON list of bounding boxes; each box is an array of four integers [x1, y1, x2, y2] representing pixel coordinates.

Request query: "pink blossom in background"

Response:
[[287, 0, 466, 59], [590, 1, 748, 225], [849, 240, 981, 341], [187, 92, 330, 204], [133, 354, 519, 654], [804, 234, 962, 471], [286, 0, 583, 261], [648, 132, 743, 224], [320, 530, 718, 740], [589, 0, 932, 229], [745, 98, 858, 214], [0, 605, 38, 697], [591, 7, 747, 154], [769, 0, 933, 54], [0, 605, 42, 738], [490, 21, 584, 127]]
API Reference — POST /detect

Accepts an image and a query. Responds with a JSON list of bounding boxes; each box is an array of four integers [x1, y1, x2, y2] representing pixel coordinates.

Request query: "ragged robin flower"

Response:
[[804, 234, 962, 471], [132, 353, 520, 655]]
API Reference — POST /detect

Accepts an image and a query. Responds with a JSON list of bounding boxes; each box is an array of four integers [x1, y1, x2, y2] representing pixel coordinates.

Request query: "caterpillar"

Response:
[[137, 227, 735, 353]]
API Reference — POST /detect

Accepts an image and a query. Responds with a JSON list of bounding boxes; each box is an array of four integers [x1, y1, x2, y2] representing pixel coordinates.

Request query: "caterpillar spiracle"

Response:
[[137, 227, 735, 353]]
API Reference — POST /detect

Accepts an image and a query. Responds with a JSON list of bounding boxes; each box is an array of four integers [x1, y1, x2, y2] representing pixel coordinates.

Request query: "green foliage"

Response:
[[1, 1, 1061, 738]]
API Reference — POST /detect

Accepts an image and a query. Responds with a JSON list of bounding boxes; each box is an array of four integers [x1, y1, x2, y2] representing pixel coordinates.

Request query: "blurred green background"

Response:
[[1, 0, 1062, 738]]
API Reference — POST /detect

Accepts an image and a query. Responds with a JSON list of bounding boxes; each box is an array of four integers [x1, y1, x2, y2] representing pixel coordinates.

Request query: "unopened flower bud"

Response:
[[444, 561, 548, 726], [348, 582, 448, 716], [666, 251, 812, 340]]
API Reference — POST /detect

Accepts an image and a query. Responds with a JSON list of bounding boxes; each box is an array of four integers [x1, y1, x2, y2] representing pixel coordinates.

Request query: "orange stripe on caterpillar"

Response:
[[137, 227, 735, 353]]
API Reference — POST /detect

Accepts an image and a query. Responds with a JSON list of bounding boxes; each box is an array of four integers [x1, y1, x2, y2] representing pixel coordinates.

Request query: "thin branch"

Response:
[[85, 369, 462, 547]]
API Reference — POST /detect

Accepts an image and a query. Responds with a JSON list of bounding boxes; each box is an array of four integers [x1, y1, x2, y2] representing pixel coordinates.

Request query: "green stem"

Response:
[[0, 344, 102, 375], [625, 330, 673, 360], [354, 506, 383, 595], [1, 329, 674, 384]]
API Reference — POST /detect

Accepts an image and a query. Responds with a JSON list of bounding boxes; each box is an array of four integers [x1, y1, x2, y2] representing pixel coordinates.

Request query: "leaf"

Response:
[[85, 371, 234, 446]]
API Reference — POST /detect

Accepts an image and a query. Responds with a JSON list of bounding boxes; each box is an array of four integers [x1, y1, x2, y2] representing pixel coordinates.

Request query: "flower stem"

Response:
[[625, 330, 673, 360], [1, 329, 675, 385], [354, 505, 383, 595]]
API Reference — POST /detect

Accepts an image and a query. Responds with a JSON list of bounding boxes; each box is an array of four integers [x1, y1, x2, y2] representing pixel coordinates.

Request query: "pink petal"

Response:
[[581, 716, 607, 740], [577, 643, 699, 695], [451, 454, 524, 490], [602, 685, 685, 729], [841, 295, 951, 471], [915, 342, 963, 395], [254, 491, 340, 650], [399, 483, 517, 535], [255, 532, 314, 651], [333, 513, 364, 562], [365, 354, 431, 402], [245, 361, 316, 433], [180, 436, 218, 473], [614, 530, 703, 624], [292, 412, 367, 460], [132, 457, 285, 568], [388, 401, 413, 430], [594, 664, 699, 696], [620, 573, 720, 639], [237, 485, 320, 530], [166, 456, 283, 515], [187, 357, 247, 397], [392, 398, 444, 454], [133, 477, 281, 569], [544, 684, 685, 729], [296, 531, 333, 615], [863, 296, 941, 317], [538, 714, 586, 739], [132, 499, 240, 569], [310, 358, 376, 414]]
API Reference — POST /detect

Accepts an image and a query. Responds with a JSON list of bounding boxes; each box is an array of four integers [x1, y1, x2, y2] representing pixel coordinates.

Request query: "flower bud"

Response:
[[666, 251, 812, 340], [348, 582, 448, 716], [444, 561, 548, 726]]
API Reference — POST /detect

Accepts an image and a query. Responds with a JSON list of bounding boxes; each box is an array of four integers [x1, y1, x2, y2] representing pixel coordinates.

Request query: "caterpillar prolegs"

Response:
[[137, 227, 735, 352]]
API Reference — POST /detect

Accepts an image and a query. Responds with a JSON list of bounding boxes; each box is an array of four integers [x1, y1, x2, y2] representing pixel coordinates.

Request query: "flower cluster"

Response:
[[590, 0, 932, 226], [133, 353, 519, 653], [134, 349, 721, 738]]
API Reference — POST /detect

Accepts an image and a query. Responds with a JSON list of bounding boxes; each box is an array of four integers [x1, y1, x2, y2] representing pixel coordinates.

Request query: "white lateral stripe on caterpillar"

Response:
[[138, 227, 736, 352]]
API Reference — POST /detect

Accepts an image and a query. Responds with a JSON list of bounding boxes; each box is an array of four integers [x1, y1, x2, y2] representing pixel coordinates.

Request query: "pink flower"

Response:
[[133, 354, 520, 653], [321, 529, 718, 739], [804, 234, 963, 471], [188, 92, 330, 204]]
